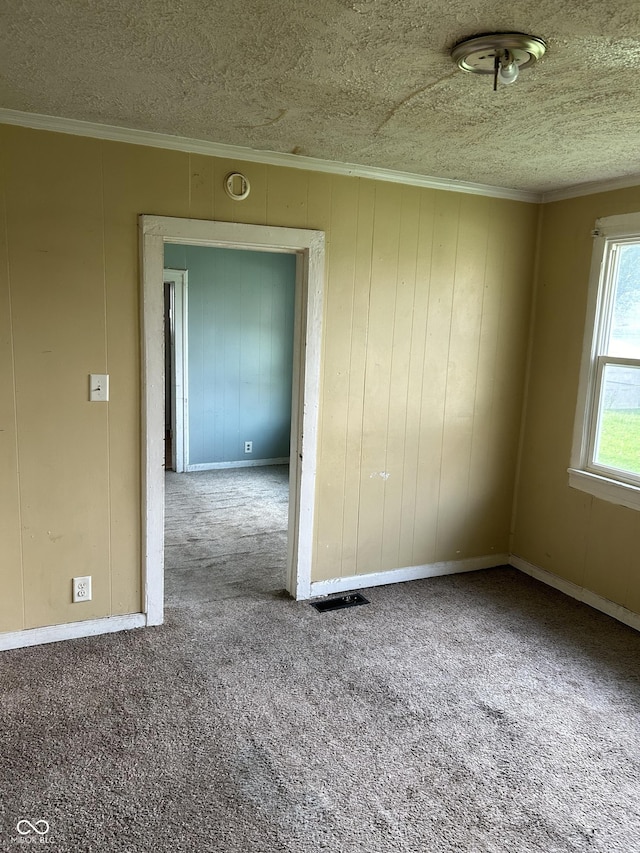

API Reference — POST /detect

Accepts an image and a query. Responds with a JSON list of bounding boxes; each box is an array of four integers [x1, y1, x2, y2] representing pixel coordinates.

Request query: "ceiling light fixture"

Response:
[[451, 32, 546, 91]]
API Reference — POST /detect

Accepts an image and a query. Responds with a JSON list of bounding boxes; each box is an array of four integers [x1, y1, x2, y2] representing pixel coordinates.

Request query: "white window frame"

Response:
[[569, 212, 640, 511]]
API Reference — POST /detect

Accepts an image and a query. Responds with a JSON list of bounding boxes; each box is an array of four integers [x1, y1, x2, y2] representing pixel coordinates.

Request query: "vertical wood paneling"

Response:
[[266, 166, 309, 229], [583, 501, 635, 604], [339, 179, 375, 579], [626, 560, 640, 616], [484, 203, 538, 548], [381, 185, 421, 571], [399, 189, 435, 568], [0, 132, 24, 632], [464, 198, 508, 556], [356, 183, 403, 575], [102, 142, 190, 616], [411, 192, 461, 564], [314, 176, 358, 579], [306, 172, 333, 231], [6, 129, 111, 628], [189, 153, 214, 220], [102, 238, 141, 616], [103, 140, 191, 223], [512, 199, 596, 585], [436, 196, 491, 560]]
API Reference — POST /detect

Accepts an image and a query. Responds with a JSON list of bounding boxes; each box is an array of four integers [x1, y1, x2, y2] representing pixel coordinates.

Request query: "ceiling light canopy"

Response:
[[451, 32, 547, 91]]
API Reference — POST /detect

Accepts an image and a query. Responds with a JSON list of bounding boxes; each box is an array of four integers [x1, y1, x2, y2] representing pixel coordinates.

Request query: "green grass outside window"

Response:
[[597, 408, 640, 475]]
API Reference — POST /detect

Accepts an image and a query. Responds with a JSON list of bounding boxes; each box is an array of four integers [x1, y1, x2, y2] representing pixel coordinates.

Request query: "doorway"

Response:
[[163, 245, 296, 604], [164, 247, 296, 473], [140, 216, 325, 624]]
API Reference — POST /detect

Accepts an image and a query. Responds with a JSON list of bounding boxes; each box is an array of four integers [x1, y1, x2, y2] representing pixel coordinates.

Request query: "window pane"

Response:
[[607, 243, 640, 357], [594, 363, 640, 476]]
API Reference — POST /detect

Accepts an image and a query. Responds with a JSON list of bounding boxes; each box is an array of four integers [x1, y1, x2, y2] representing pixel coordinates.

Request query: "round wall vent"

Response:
[[224, 172, 251, 201]]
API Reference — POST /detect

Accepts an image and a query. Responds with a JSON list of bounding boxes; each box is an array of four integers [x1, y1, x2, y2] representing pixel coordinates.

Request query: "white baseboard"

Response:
[[309, 553, 509, 599], [509, 555, 640, 633], [186, 457, 289, 472], [0, 613, 147, 652]]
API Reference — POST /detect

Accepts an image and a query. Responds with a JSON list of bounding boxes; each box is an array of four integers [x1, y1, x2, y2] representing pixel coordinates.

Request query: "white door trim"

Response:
[[163, 269, 188, 472], [139, 215, 325, 623]]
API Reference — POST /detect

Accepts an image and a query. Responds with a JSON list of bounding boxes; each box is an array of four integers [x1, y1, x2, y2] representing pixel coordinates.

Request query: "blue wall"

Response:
[[164, 244, 296, 465]]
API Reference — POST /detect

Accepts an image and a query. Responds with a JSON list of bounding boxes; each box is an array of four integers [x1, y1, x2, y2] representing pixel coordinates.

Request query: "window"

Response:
[[570, 213, 640, 510]]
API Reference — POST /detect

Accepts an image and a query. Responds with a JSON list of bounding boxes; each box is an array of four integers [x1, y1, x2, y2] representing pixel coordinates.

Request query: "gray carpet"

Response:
[[165, 466, 289, 603], [0, 470, 639, 851]]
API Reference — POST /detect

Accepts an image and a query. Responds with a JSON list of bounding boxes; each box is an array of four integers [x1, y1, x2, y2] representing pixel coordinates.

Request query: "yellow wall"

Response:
[[0, 124, 538, 633], [512, 186, 640, 616]]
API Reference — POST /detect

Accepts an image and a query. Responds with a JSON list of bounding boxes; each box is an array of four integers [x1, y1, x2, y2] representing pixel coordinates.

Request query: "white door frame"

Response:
[[163, 269, 188, 472], [139, 215, 325, 623]]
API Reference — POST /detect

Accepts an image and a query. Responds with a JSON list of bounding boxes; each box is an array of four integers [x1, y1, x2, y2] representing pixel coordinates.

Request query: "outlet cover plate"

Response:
[[73, 576, 92, 603]]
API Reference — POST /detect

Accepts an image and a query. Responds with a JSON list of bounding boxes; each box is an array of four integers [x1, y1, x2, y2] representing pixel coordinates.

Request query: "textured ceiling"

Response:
[[2, 0, 640, 193]]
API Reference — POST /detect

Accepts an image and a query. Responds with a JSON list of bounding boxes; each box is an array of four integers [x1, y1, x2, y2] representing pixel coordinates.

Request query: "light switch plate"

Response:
[[89, 374, 109, 402]]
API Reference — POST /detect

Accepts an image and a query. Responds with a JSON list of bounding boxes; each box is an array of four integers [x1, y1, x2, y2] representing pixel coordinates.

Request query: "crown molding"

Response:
[[542, 172, 640, 203], [0, 108, 541, 203], [7, 108, 636, 205]]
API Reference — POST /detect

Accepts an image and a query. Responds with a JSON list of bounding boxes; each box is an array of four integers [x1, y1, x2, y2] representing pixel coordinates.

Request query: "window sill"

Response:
[[568, 467, 640, 511]]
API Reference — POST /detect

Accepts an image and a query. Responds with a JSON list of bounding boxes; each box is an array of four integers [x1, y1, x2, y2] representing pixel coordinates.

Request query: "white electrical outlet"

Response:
[[72, 576, 92, 603], [244, 441, 253, 453]]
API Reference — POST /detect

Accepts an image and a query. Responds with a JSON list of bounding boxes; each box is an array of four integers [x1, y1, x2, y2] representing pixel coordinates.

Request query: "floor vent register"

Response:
[[311, 592, 370, 613]]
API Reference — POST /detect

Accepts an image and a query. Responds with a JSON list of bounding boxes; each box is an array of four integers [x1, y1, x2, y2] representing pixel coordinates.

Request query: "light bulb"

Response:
[[497, 54, 519, 85]]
